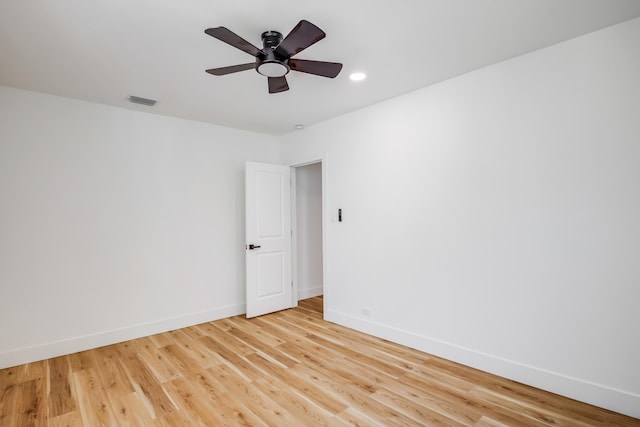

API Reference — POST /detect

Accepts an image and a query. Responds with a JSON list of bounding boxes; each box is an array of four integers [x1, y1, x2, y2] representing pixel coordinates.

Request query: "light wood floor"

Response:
[[0, 297, 637, 426]]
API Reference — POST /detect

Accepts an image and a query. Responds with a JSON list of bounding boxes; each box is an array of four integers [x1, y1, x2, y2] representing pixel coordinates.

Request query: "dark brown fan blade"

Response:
[[205, 27, 262, 57], [206, 63, 255, 76], [268, 76, 289, 93], [274, 20, 325, 58], [289, 59, 342, 78]]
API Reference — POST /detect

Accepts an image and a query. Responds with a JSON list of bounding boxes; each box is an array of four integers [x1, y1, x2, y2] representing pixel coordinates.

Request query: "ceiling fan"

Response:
[[204, 20, 343, 94]]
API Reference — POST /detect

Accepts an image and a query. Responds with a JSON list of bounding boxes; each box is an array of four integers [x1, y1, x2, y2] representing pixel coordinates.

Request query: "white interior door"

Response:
[[245, 162, 293, 318]]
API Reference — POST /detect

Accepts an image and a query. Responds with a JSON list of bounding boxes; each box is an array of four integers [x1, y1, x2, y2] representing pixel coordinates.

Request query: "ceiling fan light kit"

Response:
[[205, 20, 343, 93]]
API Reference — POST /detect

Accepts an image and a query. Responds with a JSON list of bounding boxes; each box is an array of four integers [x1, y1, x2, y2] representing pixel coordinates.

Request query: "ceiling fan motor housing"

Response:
[[256, 31, 290, 77]]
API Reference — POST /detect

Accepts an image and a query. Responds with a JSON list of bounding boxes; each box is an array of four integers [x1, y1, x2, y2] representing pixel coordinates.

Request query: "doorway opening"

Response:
[[293, 161, 323, 314]]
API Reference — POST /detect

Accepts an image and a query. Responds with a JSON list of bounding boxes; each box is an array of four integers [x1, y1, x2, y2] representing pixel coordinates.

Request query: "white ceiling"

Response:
[[2, 1, 640, 135]]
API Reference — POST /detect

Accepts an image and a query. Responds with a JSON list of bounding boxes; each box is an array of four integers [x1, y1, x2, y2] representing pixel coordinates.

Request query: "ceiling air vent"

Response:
[[128, 95, 157, 106]]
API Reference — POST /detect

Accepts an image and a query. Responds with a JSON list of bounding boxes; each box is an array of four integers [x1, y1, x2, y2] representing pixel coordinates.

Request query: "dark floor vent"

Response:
[[128, 95, 157, 106]]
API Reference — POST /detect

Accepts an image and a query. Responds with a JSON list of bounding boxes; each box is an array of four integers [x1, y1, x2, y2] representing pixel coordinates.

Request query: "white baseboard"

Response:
[[298, 285, 323, 300], [0, 303, 245, 370], [325, 308, 640, 419]]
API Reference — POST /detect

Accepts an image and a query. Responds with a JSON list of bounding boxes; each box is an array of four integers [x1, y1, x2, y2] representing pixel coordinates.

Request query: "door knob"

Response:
[[248, 244, 261, 250]]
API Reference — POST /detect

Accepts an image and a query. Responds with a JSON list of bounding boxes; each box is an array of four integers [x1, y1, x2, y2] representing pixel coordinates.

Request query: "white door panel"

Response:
[[256, 171, 285, 237], [257, 253, 284, 296], [246, 162, 292, 318]]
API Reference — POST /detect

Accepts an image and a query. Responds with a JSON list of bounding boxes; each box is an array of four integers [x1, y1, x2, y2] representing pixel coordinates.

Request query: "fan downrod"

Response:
[[261, 31, 283, 49]]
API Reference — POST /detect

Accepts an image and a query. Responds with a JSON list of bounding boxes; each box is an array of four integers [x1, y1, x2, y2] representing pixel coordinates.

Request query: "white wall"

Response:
[[0, 86, 279, 368], [280, 17, 640, 418], [295, 162, 323, 300]]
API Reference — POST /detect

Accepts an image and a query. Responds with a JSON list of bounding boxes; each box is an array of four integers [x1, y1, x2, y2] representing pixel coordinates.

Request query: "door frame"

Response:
[[290, 157, 327, 315]]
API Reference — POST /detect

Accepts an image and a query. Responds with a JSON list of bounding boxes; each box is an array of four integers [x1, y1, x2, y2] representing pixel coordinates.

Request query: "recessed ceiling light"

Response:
[[349, 72, 366, 81], [294, 124, 305, 130]]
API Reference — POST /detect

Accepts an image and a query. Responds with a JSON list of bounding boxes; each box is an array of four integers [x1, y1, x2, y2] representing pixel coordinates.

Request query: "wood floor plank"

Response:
[[119, 352, 177, 419], [194, 323, 255, 357], [200, 366, 273, 426], [130, 337, 182, 384], [335, 406, 388, 427], [48, 410, 83, 427], [472, 378, 608, 426], [221, 321, 299, 368], [376, 373, 483, 425], [254, 376, 336, 427], [16, 360, 47, 384], [92, 346, 135, 399], [306, 332, 415, 377], [163, 377, 228, 426], [404, 360, 478, 393], [398, 372, 537, 427], [156, 408, 204, 427], [326, 321, 428, 356], [284, 359, 422, 427], [0, 365, 19, 391], [147, 331, 175, 348], [371, 386, 469, 426], [15, 379, 47, 427], [604, 413, 640, 427], [201, 365, 300, 427], [244, 352, 287, 378], [73, 368, 118, 426], [159, 344, 201, 376], [0, 296, 638, 426], [261, 361, 349, 415], [47, 356, 76, 417], [68, 350, 97, 373], [197, 335, 251, 369], [250, 314, 311, 342], [223, 316, 287, 347], [108, 391, 156, 426], [166, 328, 225, 368], [468, 386, 603, 427], [474, 415, 513, 427], [0, 377, 21, 427]]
